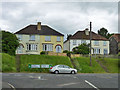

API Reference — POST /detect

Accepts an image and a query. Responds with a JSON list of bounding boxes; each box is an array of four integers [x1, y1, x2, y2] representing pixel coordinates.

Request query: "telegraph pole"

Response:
[[90, 22, 92, 66]]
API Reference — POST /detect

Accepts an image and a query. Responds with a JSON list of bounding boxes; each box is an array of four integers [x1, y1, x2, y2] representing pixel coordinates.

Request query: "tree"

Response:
[[98, 27, 113, 39], [72, 43, 90, 55], [67, 34, 72, 40], [2, 31, 19, 55]]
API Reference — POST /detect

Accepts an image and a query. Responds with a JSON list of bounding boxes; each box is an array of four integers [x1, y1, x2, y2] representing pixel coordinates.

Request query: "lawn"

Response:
[[74, 57, 106, 73], [98, 57, 119, 73], [20, 55, 73, 73], [2, 53, 16, 72]]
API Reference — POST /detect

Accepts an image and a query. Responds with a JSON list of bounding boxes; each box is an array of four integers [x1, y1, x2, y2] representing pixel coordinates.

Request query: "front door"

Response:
[[56, 46, 61, 53], [17, 45, 23, 54]]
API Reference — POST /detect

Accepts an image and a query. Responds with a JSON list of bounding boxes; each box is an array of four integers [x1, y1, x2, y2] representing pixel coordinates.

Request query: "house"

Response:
[[64, 28, 109, 55], [15, 22, 64, 54], [109, 34, 120, 54]]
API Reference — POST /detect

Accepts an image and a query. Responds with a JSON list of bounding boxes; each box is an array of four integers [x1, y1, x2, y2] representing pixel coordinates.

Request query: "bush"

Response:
[[63, 50, 69, 53], [67, 51, 72, 58], [40, 51, 46, 55]]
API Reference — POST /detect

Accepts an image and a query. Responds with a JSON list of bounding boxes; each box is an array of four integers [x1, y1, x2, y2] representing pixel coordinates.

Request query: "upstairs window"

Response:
[[94, 41, 99, 46], [30, 35, 35, 41], [103, 41, 107, 46], [81, 40, 86, 44], [57, 36, 61, 42], [73, 40, 77, 45], [45, 36, 51, 41], [17, 35, 22, 40]]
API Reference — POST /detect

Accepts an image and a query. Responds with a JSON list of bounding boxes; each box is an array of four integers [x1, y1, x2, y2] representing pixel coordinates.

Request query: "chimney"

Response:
[[85, 28, 89, 35], [37, 22, 41, 30]]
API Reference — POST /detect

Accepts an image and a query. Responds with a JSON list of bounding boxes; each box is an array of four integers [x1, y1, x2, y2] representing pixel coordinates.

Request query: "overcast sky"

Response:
[[0, 1, 118, 40]]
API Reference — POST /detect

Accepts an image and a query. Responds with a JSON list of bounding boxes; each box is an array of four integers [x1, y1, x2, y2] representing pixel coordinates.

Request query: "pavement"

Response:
[[1, 73, 119, 89]]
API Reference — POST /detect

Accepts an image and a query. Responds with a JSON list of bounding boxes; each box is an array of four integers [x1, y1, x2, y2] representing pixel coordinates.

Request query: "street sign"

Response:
[[28, 64, 40, 68], [41, 64, 52, 68], [28, 64, 52, 68]]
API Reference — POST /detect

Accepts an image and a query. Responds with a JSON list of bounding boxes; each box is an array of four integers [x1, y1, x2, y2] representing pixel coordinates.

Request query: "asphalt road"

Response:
[[2, 73, 119, 89]]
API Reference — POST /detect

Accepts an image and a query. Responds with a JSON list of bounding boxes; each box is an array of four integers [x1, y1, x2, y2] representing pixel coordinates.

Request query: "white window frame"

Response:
[[57, 36, 61, 42], [94, 41, 99, 46], [73, 40, 77, 45], [45, 36, 51, 41], [43, 44, 53, 51], [104, 49, 108, 54], [103, 41, 107, 46], [27, 44, 37, 51], [17, 35, 22, 40], [81, 40, 86, 44], [93, 48, 101, 54], [29, 35, 35, 41]]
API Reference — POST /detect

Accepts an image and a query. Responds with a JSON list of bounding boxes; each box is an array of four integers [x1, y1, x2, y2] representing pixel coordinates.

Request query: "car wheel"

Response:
[[71, 70, 75, 74], [54, 70, 59, 74]]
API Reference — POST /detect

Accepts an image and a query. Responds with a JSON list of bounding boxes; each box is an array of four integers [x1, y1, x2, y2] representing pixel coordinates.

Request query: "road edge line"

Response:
[[85, 80, 99, 90], [8, 82, 16, 90]]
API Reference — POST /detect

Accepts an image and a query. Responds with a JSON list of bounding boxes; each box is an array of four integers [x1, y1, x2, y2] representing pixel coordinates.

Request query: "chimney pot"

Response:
[[37, 22, 41, 30]]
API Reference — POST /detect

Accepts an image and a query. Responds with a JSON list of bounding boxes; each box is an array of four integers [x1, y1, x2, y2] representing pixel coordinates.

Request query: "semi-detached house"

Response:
[[64, 28, 109, 55], [15, 22, 64, 54]]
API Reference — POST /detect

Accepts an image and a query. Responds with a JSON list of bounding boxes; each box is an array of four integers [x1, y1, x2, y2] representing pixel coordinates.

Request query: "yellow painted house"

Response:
[[15, 22, 64, 54]]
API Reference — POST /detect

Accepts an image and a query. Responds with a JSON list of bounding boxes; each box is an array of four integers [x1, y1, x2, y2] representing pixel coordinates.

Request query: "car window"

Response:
[[58, 65, 64, 68], [63, 65, 70, 68]]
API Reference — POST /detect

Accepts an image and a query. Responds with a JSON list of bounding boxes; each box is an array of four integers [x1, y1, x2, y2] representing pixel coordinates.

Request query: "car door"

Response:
[[63, 65, 71, 73], [57, 65, 65, 73]]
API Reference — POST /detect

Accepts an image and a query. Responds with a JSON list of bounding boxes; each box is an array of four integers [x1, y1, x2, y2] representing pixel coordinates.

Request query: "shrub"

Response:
[[63, 50, 69, 53], [40, 51, 46, 55]]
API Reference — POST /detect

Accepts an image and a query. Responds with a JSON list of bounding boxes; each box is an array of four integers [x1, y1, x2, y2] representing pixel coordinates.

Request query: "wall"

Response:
[[16, 34, 64, 54], [39, 35, 64, 53], [63, 40, 70, 51]]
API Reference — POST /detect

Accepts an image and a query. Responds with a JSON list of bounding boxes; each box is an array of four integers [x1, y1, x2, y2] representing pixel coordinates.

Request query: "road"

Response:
[[2, 73, 119, 89]]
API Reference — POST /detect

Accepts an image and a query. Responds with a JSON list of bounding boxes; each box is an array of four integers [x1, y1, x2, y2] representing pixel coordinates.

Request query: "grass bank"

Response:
[[2, 53, 16, 72], [74, 57, 106, 73], [98, 57, 119, 73], [20, 55, 73, 73]]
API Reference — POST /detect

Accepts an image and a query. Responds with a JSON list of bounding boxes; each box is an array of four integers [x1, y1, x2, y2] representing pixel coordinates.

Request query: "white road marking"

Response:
[[85, 80, 99, 90], [58, 82, 78, 87], [8, 82, 16, 90]]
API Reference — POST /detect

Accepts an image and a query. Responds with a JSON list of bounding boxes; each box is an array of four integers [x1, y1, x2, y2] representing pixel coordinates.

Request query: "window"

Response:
[[17, 35, 22, 40], [73, 40, 77, 45], [43, 44, 53, 51], [57, 36, 61, 42], [94, 41, 99, 46], [104, 49, 108, 54], [81, 40, 86, 44], [29, 35, 35, 41], [63, 65, 70, 68], [103, 41, 107, 46], [45, 36, 51, 41], [27, 44, 37, 51], [93, 48, 100, 54]]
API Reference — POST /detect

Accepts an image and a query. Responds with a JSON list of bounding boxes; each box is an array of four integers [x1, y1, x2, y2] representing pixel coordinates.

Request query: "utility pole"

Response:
[[90, 22, 92, 66]]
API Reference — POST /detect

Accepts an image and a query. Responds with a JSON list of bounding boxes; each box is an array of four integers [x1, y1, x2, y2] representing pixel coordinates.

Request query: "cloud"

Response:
[[0, 2, 118, 39]]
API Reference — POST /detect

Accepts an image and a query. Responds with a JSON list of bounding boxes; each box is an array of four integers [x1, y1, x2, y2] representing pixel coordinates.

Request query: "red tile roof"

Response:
[[69, 30, 108, 41], [110, 34, 120, 42]]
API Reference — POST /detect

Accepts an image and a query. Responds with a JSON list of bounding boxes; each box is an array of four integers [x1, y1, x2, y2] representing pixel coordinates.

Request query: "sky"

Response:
[[0, 0, 118, 40]]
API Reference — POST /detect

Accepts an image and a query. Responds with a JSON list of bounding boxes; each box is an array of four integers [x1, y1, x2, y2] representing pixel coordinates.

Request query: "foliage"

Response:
[[67, 34, 72, 40], [20, 55, 73, 73], [75, 57, 106, 73], [98, 57, 119, 73], [40, 51, 46, 55], [2, 31, 19, 55], [72, 43, 90, 55], [98, 28, 113, 39], [2, 53, 16, 72], [67, 51, 72, 58], [63, 50, 69, 53]]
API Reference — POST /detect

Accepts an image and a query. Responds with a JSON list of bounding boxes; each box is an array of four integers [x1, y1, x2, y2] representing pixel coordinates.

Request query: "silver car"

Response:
[[49, 65, 77, 74]]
